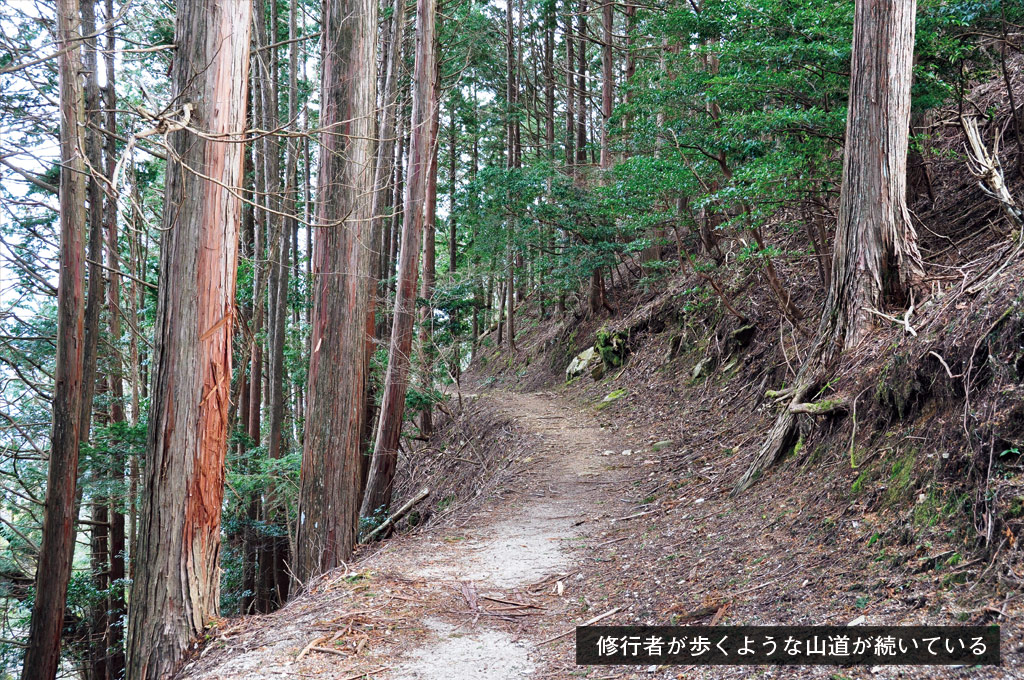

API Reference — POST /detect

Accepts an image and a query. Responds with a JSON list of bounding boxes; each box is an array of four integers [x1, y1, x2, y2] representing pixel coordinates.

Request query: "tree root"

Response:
[[789, 398, 847, 415], [732, 382, 811, 495]]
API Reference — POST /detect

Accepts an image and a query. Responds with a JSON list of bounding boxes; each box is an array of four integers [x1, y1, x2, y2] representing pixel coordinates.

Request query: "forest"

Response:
[[1, 0, 1024, 677]]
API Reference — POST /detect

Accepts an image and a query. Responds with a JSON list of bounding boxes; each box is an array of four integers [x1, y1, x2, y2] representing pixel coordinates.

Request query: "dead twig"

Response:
[[538, 607, 622, 645]]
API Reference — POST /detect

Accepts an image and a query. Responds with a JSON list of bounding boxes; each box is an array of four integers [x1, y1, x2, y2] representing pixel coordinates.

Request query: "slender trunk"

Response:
[[504, 0, 517, 350], [589, 0, 613, 315], [544, 0, 555, 159], [576, 0, 588, 166], [20, 0, 88, 673], [258, 0, 297, 612], [361, 0, 436, 518], [599, 0, 612, 170], [623, 2, 635, 133], [418, 71, 441, 437], [566, 5, 575, 168], [102, 3, 125, 673], [448, 112, 458, 275], [363, 0, 407, 480], [80, 0, 105, 442], [81, 1, 112, 674], [125, 0, 251, 673], [295, 0, 378, 580]]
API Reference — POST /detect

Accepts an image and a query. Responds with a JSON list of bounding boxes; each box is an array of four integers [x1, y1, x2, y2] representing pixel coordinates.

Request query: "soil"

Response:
[[181, 384, 1023, 679], [180, 390, 641, 680]]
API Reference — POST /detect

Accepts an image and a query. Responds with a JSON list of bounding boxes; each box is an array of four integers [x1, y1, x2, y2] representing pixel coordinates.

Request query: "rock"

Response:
[[596, 389, 628, 409], [652, 440, 674, 452], [590, 362, 605, 380], [565, 346, 599, 381], [595, 327, 629, 368], [692, 357, 713, 380]]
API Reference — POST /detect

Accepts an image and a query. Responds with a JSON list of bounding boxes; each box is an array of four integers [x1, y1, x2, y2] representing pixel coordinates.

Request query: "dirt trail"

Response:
[[182, 390, 635, 680], [383, 391, 628, 680]]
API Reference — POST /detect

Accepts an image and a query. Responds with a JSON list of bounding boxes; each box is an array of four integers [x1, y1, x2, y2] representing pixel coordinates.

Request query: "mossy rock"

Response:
[[595, 327, 628, 369], [596, 389, 628, 409]]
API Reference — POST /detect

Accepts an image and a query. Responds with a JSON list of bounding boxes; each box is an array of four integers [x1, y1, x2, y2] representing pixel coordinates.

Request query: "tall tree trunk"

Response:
[[418, 60, 441, 438], [258, 0, 297, 612], [599, 0, 613, 171], [448, 112, 458, 275], [20, 0, 88, 674], [88, 498, 109, 680], [504, 0, 517, 351], [588, 0, 613, 315], [361, 0, 437, 519], [576, 0, 588, 166], [125, 0, 251, 673], [102, 5, 126, 672], [80, 0, 105, 440], [544, 0, 555, 158], [81, 0, 113, 674], [363, 0, 407, 484], [565, 2, 576, 169], [735, 0, 924, 494], [294, 0, 378, 581]]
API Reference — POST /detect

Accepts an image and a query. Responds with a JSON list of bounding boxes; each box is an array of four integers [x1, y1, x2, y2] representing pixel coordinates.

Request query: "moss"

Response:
[[595, 388, 628, 409], [595, 327, 628, 368], [886, 450, 917, 506], [1007, 496, 1024, 520]]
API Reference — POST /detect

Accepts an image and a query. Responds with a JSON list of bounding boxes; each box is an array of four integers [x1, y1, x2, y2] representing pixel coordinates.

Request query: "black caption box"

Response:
[[576, 625, 1000, 666]]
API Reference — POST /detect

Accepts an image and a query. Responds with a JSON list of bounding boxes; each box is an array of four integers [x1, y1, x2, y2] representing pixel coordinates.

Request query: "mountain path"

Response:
[[382, 390, 631, 680], [183, 390, 637, 680]]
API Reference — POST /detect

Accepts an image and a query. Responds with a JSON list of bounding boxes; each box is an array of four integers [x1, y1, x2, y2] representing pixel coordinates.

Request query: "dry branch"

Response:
[[362, 487, 430, 542]]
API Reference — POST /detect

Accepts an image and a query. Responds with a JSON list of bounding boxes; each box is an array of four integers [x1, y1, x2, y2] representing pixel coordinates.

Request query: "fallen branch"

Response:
[[612, 509, 661, 522], [339, 667, 389, 680], [864, 304, 917, 337], [296, 635, 329, 661], [362, 487, 430, 543], [480, 594, 545, 609], [538, 607, 622, 645]]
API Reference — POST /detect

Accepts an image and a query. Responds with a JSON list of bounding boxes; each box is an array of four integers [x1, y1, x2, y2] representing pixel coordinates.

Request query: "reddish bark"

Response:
[[125, 0, 252, 674]]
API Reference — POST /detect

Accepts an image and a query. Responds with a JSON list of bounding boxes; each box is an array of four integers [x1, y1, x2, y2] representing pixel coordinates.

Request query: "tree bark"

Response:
[[565, 2, 575, 169], [418, 59, 441, 437], [125, 0, 251, 673], [20, 0, 88, 673], [101, 8, 126, 673], [735, 0, 924, 495], [294, 0, 378, 582], [362, 0, 408, 484], [576, 0, 588, 166], [360, 0, 437, 519]]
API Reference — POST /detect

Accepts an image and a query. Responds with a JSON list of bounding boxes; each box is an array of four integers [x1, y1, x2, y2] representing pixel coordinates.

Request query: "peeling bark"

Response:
[[125, 0, 252, 673]]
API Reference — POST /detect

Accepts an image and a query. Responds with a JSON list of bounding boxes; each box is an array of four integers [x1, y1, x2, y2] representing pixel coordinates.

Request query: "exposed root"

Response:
[[788, 398, 847, 415], [732, 382, 811, 495]]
